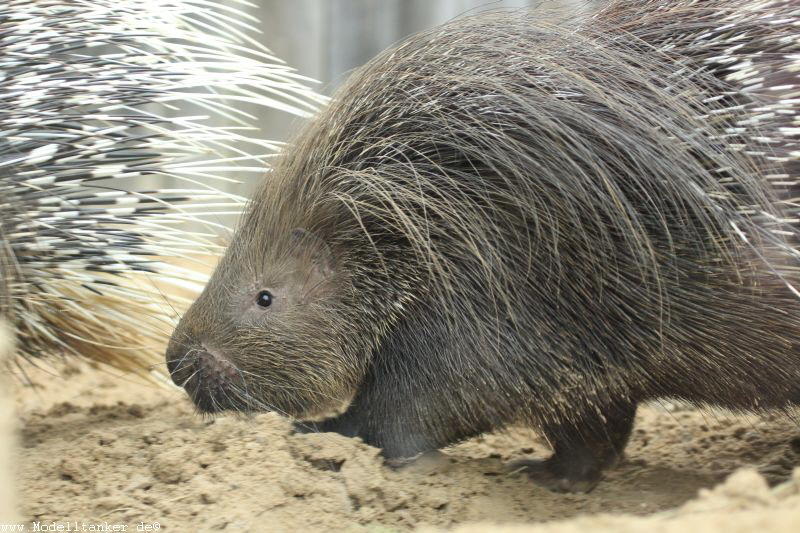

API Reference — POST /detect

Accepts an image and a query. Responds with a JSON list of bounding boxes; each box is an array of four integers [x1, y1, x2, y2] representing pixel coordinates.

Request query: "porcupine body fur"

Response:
[[167, 0, 800, 492], [0, 0, 324, 371]]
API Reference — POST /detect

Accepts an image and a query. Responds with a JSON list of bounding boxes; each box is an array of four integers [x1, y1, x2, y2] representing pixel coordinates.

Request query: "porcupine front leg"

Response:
[[513, 401, 637, 493], [293, 391, 450, 459]]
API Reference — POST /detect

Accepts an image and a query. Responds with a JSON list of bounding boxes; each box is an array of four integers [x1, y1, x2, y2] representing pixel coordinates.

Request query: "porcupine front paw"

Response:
[[510, 454, 615, 493], [511, 401, 637, 493], [292, 410, 439, 460]]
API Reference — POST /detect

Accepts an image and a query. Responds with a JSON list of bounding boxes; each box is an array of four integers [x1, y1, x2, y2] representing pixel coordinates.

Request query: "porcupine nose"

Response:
[[168, 344, 234, 387], [167, 342, 245, 412], [197, 348, 241, 390]]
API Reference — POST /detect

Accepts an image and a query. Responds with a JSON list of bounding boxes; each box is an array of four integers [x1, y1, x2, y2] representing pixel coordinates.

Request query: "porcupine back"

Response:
[[243, 0, 800, 439]]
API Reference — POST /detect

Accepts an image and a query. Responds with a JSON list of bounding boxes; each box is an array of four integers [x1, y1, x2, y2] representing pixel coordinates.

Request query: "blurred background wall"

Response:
[[135, 1, 605, 238], [234, 0, 601, 146]]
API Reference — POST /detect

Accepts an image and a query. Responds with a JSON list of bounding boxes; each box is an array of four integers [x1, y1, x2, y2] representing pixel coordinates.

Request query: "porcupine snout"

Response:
[[166, 341, 244, 412]]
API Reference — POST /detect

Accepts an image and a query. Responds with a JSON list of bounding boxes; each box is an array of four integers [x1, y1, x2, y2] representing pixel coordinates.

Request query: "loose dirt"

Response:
[[11, 361, 800, 532]]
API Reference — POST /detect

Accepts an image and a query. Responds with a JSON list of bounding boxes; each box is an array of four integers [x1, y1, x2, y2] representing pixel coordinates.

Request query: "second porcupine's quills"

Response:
[[0, 0, 326, 373]]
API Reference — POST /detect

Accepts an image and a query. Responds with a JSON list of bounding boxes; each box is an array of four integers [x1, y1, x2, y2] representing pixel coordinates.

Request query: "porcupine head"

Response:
[[165, 105, 408, 425], [169, 228, 359, 420]]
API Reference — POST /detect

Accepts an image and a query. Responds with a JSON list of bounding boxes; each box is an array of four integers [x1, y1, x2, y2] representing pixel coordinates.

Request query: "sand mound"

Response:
[[12, 362, 800, 532]]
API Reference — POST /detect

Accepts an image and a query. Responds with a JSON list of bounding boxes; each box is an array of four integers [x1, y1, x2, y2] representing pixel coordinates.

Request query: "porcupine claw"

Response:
[[511, 403, 637, 493], [510, 457, 606, 494]]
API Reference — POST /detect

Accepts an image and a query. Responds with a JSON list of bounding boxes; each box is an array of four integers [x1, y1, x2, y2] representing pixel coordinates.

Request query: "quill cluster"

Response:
[[0, 0, 324, 371]]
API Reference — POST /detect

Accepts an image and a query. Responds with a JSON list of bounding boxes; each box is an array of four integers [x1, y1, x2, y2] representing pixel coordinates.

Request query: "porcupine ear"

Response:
[[289, 228, 336, 278]]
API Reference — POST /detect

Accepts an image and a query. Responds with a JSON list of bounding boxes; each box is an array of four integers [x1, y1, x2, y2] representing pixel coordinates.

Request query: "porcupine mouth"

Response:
[[170, 346, 356, 419], [169, 346, 250, 414]]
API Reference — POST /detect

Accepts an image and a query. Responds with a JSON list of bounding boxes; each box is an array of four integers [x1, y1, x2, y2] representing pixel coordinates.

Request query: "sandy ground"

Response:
[[9, 360, 800, 533], [1, 322, 17, 523]]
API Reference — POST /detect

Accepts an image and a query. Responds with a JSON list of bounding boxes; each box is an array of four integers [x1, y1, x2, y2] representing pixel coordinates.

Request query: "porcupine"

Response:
[[0, 0, 324, 372], [167, 0, 800, 492]]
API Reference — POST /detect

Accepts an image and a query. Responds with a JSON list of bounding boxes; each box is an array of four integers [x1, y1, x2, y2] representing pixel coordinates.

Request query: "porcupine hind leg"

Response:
[[513, 401, 637, 493]]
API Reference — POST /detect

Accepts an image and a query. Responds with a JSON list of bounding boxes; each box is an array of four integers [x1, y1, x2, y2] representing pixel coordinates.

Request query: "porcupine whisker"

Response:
[[176, 367, 202, 390], [168, 348, 204, 384], [143, 272, 187, 325], [232, 367, 347, 405], [230, 388, 306, 425], [227, 362, 254, 410], [225, 381, 291, 419], [225, 381, 332, 435]]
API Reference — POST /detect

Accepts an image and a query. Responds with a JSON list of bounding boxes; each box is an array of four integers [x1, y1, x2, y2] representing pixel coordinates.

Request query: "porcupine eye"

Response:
[[256, 290, 273, 308]]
